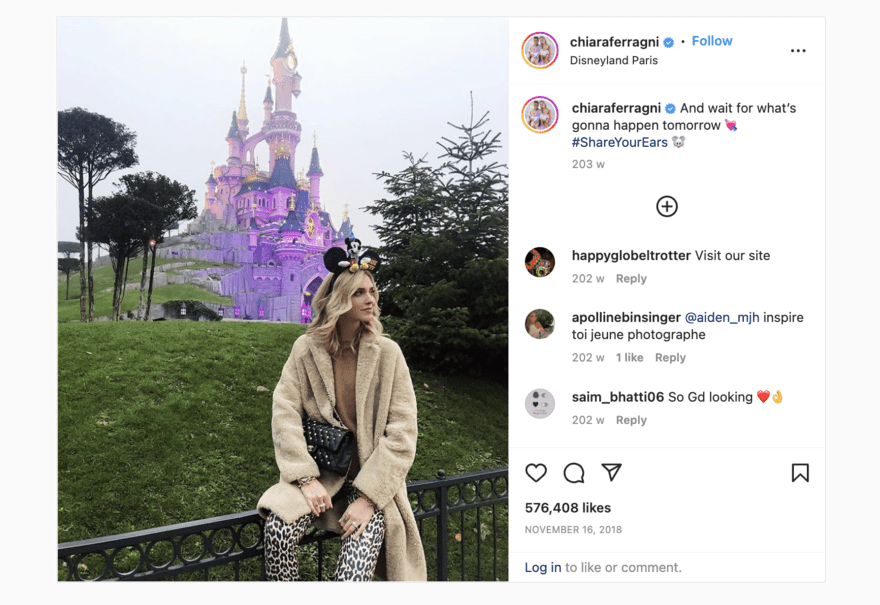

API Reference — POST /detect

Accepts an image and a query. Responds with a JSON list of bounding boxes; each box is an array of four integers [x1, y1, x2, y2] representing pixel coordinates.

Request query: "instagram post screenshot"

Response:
[[21, 2, 875, 603]]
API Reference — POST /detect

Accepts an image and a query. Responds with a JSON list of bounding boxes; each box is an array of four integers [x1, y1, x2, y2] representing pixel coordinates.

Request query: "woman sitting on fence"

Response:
[[257, 241, 427, 581]]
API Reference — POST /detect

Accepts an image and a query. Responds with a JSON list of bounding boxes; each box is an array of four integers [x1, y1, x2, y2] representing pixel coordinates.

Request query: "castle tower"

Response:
[[270, 18, 302, 113], [237, 62, 250, 140], [262, 80, 273, 126], [204, 169, 219, 217], [266, 18, 303, 176], [214, 114, 244, 212], [205, 171, 217, 203], [307, 134, 324, 211], [248, 214, 259, 249], [226, 111, 242, 167]]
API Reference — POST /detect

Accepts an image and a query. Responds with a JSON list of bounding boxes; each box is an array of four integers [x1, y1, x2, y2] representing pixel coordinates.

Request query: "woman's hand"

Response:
[[339, 497, 375, 540], [299, 479, 332, 517]]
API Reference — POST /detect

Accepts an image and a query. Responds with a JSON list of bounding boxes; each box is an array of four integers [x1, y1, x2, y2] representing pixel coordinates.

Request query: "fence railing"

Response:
[[58, 467, 508, 581]]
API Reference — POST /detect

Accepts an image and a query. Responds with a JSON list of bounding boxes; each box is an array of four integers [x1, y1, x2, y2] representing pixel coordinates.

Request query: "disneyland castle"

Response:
[[169, 18, 352, 322]]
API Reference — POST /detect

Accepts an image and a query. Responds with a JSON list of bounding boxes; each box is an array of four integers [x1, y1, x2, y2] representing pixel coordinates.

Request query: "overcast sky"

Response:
[[57, 17, 508, 247]]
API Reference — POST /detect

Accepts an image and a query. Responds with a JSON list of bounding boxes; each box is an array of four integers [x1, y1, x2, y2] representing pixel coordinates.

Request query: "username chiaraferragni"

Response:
[[570, 36, 660, 49]]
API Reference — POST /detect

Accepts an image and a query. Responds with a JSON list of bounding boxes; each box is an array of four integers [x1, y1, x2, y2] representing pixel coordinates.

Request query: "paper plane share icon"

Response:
[[602, 463, 622, 482]]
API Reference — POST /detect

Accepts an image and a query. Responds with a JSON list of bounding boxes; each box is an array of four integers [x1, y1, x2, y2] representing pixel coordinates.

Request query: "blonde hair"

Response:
[[306, 270, 383, 357], [525, 310, 538, 331]]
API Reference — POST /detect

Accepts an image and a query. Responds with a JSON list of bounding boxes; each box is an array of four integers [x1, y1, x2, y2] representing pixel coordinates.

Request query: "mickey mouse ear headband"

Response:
[[323, 232, 382, 295]]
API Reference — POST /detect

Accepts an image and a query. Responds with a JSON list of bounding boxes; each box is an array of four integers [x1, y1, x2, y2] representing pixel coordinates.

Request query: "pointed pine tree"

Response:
[[365, 96, 508, 377]]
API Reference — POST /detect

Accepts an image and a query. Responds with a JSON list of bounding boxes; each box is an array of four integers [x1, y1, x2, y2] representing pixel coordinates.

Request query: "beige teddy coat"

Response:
[[257, 333, 427, 581]]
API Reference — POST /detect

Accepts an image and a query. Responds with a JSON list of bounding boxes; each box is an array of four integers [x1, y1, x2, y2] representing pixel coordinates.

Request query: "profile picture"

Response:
[[522, 33, 558, 69], [522, 96, 558, 133], [524, 388, 555, 419], [525, 247, 555, 277], [525, 309, 554, 339]]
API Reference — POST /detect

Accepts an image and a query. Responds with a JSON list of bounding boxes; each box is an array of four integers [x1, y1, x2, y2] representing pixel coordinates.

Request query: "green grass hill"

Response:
[[58, 257, 235, 322]]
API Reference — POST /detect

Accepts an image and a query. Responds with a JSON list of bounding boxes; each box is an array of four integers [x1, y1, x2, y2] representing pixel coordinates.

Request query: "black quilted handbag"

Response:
[[302, 417, 355, 476]]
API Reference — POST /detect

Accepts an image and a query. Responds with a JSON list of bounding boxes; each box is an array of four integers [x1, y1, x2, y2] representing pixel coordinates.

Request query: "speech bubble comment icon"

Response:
[[564, 463, 585, 483]]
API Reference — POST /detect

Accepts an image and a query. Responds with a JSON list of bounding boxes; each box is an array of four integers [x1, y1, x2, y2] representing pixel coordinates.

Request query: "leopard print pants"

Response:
[[264, 483, 386, 581]]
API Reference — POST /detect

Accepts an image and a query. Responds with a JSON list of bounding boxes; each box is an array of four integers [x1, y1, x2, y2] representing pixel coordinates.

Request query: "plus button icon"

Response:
[[656, 196, 678, 217]]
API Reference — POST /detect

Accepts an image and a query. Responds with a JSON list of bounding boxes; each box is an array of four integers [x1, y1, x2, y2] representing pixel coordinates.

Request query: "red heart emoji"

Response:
[[757, 390, 770, 403]]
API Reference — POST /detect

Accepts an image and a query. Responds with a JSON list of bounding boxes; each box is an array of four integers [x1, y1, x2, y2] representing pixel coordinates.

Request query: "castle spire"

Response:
[[307, 142, 323, 177], [262, 75, 274, 125], [307, 133, 323, 210], [273, 18, 292, 61], [226, 111, 242, 140], [204, 161, 218, 212], [238, 62, 248, 121], [270, 17, 301, 106], [263, 79, 273, 104]]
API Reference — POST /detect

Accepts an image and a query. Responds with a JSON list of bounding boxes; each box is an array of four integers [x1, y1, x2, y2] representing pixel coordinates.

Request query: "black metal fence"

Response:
[[58, 467, 508, 581]]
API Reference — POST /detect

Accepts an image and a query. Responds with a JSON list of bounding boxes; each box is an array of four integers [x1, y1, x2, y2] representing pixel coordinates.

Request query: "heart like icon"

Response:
[[757, 390, 770, 403], [725, 119, 737, 132], [525, 463, 547, 482]]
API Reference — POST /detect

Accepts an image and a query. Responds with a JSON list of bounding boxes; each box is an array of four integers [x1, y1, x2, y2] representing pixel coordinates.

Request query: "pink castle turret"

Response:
[[248, 214, 259, 250], [237, 62, 250, 141], [204, 169, 220, 219], [225, 111, 242, 167], [270, 18, 302, 113], [266, 18, 302, 176], [307, 137, 324, 210], [262, 81, 273, 126]]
